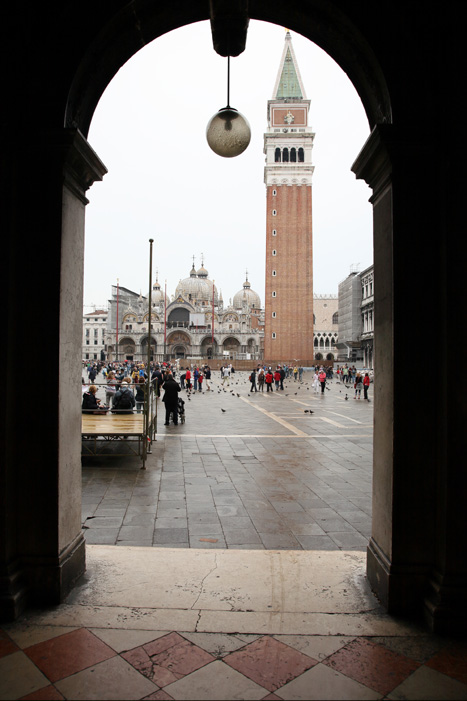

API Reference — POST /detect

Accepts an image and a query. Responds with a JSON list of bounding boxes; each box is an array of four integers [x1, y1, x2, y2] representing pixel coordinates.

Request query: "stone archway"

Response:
[[168, 307, 189, 328], [167, 331, 191, 359], [172, 345, 187, 359], [200, 336, 218, 359], [3, 2, 464, 632], [222, 337, 240, 355], [141, 336, 157, 362]]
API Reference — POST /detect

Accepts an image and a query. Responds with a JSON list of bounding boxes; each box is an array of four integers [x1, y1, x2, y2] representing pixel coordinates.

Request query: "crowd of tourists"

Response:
[[82, 360, 180, 416], [82, 360, 213, 424], [246, 364, 313, 393], [82, 358, 372, 422]]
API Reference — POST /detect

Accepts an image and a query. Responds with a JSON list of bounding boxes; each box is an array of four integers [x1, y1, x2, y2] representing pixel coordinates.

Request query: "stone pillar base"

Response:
[[27, 533, 86, 608], [0, 534, 85, 622], [424, 571, 467, 634], [0, 560, 30, 622], [367, 538, 430, 617]]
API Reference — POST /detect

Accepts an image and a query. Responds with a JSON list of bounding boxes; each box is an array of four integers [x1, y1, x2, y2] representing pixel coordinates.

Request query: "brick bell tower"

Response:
[[264, 31, 315, 366]]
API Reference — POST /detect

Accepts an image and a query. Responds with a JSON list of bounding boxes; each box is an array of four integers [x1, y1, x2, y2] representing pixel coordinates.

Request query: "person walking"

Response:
[[204, 365, 211, 391], [135, 375, 145, 413], [363, 372, 371, 400], [151, 365, 163, 398], [161, 372, 181, 425], [257, 367, 265, 392], [185, 367, 192, 395], [222, 365, 230, 386], [249, 369, 257, 392], [319, 368, 327, 394], [342, 365, 349, 384], [279, 365, 285, 390], [313, 370, 320, 394], [198, 371, 204, 392], [265, 369, 274, 392], [274, 367, 281, 391], [105, 371, 118, 407], [354, 372, 363, 399]]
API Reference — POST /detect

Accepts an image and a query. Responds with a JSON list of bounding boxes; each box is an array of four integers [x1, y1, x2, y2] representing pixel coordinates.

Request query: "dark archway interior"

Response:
[[2, 1, 465, 634]]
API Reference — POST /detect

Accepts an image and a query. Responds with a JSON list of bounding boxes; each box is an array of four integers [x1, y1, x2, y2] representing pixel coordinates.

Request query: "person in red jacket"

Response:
[[319, 369, 327, 394], [265, 369, 274, 392], [363, 372, 371, 401], [185, 367, 192, 395], [274, 368, 281, 391]]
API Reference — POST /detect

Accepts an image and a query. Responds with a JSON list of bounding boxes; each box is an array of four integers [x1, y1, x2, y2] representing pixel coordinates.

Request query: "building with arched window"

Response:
[[312, 294, 339, 361], [82, 309, 107, 361], [104, 263, 264, 362]]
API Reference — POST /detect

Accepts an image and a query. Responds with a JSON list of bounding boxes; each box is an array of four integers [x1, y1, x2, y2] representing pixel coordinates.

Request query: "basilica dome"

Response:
[[175, 263, 218, 305], [149, 278, 167, 307], [197, 264, 209, 278], [233, 277, 261, 310]]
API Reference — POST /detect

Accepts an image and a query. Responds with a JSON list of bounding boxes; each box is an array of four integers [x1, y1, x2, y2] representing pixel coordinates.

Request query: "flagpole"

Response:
[[116, 278, 119, 363], [212, 280, 215, 348], [164, 279, 167, 360]]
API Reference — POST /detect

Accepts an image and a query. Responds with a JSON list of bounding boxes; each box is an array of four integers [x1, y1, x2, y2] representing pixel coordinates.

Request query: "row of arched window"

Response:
[[275, 147, 305, 163], [314, 337, 338, 348]]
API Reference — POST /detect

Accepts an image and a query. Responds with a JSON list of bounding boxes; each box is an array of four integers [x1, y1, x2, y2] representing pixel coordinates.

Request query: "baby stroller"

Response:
[[177, 397, 186, 424]]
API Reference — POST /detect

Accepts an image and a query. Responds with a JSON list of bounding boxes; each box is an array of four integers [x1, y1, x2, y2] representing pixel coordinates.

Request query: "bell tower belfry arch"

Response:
[[264, 31, 314, 365]]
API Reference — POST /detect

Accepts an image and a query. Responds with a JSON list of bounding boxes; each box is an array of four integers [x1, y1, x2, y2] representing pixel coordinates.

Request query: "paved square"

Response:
[[82, 371, 373, 549]]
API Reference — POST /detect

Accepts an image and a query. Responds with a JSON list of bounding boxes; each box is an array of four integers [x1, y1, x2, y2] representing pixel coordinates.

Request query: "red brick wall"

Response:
[[264, 184, 314, 365]]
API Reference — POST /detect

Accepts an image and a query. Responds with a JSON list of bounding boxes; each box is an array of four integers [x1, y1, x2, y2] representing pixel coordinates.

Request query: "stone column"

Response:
[[0, 129, 106, 619], [352, 125, 467, 633]]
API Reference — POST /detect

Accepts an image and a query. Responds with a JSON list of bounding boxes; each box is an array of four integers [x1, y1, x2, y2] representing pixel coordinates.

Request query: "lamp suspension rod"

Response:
[[227, 55, 230, 108]]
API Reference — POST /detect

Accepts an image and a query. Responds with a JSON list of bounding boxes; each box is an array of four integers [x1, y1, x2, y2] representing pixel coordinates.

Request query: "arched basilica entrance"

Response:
[[2, 1, 465, 632]]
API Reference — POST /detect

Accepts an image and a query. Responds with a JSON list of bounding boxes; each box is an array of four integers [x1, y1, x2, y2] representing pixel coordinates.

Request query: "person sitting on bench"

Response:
[[111, 376, 135, 413], [82, 385, 103, 413]]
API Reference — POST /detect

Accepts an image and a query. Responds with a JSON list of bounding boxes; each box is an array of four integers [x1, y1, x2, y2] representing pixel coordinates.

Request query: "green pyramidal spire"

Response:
[[272, 32, 307, 100], [276, 46, 303, 99]]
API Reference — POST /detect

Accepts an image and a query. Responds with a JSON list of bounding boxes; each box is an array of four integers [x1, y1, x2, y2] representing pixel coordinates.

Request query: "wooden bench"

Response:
[[81, 412, 156, 468]]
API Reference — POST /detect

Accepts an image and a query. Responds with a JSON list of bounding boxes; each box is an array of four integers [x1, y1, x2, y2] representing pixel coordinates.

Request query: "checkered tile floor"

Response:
[[1, 626, 466, 700]]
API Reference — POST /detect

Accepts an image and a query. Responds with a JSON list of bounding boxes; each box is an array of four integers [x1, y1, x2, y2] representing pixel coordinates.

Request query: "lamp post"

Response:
[[144, 239, 154, 463]]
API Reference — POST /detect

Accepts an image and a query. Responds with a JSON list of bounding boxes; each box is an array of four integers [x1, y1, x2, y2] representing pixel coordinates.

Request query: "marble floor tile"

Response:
[[19, 684, 65, 700], [223, 636, 316, 692], [387, 665, 467, 700], [0, 651, 50, 701], [163, 660, 268, 700], [122, 632, 214, 687], [24, 628, 116, 683], [54, 654, 157, 700], [278, 661, 381, 700], [323, 637, 420, 695], [425, 640, 467, 685]]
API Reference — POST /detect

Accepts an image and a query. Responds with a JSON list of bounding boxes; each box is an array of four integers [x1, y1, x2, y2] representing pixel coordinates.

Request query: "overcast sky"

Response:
[[84, 19, 373, 312]]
